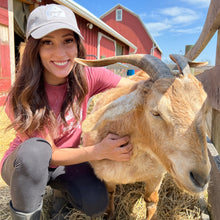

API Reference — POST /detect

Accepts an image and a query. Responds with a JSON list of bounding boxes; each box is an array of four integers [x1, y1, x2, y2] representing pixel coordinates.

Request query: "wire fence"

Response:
[[105, 63, 139, 77]]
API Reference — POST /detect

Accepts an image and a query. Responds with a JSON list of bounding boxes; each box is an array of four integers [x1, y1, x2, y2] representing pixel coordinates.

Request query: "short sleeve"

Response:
[[85, 67, 121, 97]]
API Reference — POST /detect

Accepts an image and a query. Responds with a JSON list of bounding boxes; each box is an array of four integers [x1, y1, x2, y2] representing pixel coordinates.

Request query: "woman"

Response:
[[0, 4, 133, 219]]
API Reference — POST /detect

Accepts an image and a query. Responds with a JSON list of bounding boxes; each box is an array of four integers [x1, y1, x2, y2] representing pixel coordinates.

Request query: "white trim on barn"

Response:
[[0, 24, 8, 42], [8, 0, 15, 85], [116, 9, 122, 21]]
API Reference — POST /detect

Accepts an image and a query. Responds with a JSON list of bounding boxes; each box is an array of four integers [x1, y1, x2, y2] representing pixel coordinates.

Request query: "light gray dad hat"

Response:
[[26, 4, 84, 39]]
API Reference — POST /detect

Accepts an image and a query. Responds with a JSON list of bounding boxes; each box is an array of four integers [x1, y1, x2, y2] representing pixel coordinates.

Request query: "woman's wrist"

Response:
[[83, 144, 103, 161]]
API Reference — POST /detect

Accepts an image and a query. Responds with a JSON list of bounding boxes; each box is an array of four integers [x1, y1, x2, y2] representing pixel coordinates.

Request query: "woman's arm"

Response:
[[46, 133, 132, 166]]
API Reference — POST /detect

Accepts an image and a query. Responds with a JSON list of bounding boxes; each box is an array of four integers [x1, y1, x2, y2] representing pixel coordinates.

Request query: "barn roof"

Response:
[[100, 4, 162, 54], [54, 0, 137, 52]]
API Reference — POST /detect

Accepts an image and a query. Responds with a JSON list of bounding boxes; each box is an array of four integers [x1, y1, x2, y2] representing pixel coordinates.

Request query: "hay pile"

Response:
[[0, 186, 11, 220], [0, 174, 208, 219], [157, 174, 207, 220], [54, 174, 208, 220]]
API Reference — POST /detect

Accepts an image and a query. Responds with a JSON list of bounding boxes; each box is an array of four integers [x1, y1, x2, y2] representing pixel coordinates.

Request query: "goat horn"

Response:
[[75, 54, 173, 80], [169, 54, 207, 76], [169, 54, 191, 76], [188, 60, 208, 68]]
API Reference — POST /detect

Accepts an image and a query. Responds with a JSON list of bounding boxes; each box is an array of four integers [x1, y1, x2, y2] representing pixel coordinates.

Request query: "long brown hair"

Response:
[[7, 33, 88, 137]]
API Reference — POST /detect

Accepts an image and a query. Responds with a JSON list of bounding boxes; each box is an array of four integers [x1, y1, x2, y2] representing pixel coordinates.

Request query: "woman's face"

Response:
[[39, 29, 78, 85]]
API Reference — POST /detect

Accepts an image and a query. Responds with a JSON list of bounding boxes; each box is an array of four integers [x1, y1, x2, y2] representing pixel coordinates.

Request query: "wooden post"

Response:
[[212, 109, 220, 153], [207, 141, 220, 220], [8, 0, 15, 84], [208, 28, 220, 220], [215, 29, 220, 65], [211, 29, 220, 153]]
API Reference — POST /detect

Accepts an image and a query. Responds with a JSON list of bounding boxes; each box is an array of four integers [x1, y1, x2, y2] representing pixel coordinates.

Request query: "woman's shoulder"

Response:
[[84, 66, 109, 76], [85, 66, 120, 81], [84, 66, 121, 96]]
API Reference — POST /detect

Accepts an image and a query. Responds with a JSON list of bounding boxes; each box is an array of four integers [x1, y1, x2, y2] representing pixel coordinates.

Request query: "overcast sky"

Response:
[[74, 0, 217, 65]]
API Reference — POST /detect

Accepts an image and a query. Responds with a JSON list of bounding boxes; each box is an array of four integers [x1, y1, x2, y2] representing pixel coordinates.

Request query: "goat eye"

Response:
[[151, 111, 160, 117]]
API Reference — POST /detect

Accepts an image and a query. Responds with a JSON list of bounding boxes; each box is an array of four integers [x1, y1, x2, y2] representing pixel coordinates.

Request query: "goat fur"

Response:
[[82, 69, 211, 219]]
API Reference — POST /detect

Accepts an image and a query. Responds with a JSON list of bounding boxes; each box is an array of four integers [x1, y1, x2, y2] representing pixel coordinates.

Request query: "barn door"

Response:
[[98, 32, 116, 59]]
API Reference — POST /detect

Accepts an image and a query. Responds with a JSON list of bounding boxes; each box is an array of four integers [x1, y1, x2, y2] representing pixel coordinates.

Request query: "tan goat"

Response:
[[75, 54, 211, 220]]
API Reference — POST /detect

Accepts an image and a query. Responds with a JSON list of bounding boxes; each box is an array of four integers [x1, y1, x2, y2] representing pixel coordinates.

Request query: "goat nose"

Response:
[[190, 171, 210, 188]]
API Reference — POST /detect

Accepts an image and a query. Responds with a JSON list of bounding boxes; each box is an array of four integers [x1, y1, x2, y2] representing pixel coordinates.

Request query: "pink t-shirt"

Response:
[[0, 67, 121, 172]]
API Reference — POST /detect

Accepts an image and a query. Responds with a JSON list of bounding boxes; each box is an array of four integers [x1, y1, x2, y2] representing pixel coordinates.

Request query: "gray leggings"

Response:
[[1, 138, 108, 217]]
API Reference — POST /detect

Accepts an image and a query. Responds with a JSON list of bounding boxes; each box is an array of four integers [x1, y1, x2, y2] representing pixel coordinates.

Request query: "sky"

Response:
[[73, 0, 217, 66]]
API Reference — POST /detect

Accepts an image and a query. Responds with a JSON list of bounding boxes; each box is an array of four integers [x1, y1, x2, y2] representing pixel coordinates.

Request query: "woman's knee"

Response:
[[15, 138, 52, 177], [66, 182, 109, 217]]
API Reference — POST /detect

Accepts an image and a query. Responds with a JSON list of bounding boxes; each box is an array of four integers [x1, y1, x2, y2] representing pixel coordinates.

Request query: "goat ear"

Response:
[[83, 89, 142, 132], [142, 79, 154, 93]]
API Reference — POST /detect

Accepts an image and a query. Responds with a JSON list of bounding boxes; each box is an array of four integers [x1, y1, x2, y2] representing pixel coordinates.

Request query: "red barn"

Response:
[[0, 0, 137, 106], [62, 0, 137, 58], [101, 4, 162, 59], [0, 0, 12, 105]]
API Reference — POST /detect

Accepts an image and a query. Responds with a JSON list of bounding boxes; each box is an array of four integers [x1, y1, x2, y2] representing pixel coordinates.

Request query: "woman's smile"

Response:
[[53, 60, 69, 66]]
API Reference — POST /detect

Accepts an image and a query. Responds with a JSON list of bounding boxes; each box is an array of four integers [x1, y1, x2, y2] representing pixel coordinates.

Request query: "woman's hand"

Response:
[[48, 133, 132, 166], [93, 133, 133, 162]]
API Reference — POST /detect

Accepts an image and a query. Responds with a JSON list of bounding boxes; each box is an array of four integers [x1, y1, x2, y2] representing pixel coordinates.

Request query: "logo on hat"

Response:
[[46, 5, 66, 20]]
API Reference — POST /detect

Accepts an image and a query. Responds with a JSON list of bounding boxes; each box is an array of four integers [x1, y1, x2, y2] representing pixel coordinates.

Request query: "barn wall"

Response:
[[0, 1, 11, 105], [76, 14, 129, 59], [153, 48, 161, 59], [102, 6, 161, 59], [0, 0, 8, 9], [76, 15, 99, 59]]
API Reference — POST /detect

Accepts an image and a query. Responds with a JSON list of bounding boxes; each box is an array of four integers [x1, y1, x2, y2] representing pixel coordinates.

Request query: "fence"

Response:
[[105, 63, 140, 77]]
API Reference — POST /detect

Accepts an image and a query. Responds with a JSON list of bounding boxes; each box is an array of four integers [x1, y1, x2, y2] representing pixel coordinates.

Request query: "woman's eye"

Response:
[[65, 38, 74, 44], [41, 40, 52, 45]]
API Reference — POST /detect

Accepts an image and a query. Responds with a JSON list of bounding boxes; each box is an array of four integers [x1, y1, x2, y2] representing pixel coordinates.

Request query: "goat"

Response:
[[75, 54, 211, 220]]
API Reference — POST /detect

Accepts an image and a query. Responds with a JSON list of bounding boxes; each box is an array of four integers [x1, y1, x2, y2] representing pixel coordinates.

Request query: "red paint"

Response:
[[0, 78, 11, 91], [0, 7, 8, 26], [153, 48, 161, 59], [0, 44, 11, 102], [0, 44, 11, 77], [100, 36, 115, 58], [0, 0, 10, 106], [77, 15, 99, 59], [0, 96, 6, 106], [101, 5, 162, 59], [76, 14, 129, 59], [0, 0, 8, 9]]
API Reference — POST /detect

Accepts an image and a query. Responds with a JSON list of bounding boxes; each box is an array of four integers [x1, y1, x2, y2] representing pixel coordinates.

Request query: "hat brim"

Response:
[[30, 22, 84, 40]]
